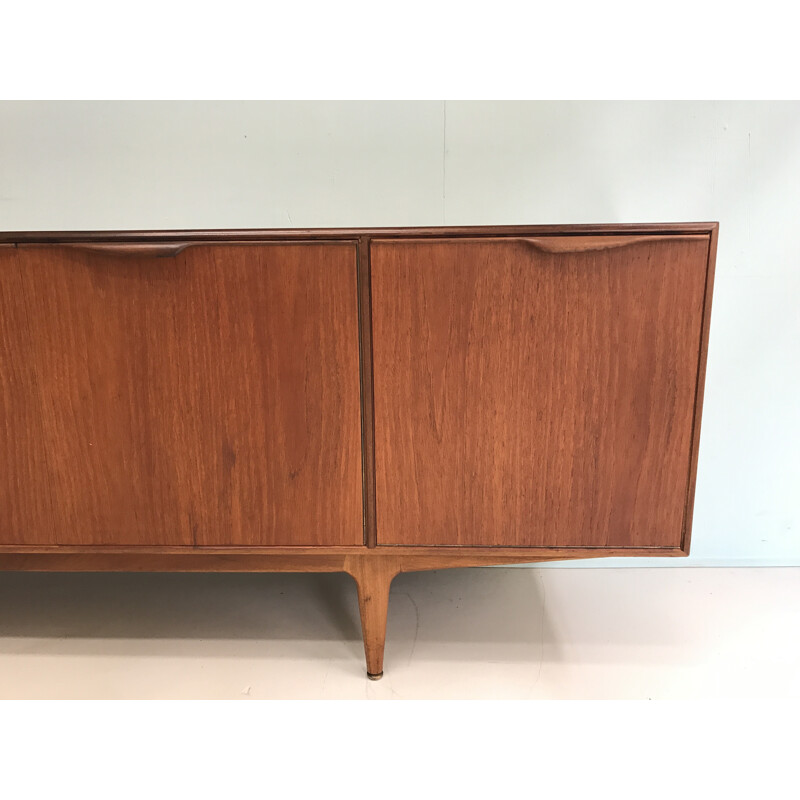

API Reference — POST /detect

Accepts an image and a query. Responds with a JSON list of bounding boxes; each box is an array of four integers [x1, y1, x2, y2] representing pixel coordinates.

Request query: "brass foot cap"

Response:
[[367, 671, 384, 681]]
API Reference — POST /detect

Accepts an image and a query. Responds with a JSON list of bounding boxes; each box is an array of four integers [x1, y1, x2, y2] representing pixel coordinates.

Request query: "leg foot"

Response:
[[346, 556, 399, 679]]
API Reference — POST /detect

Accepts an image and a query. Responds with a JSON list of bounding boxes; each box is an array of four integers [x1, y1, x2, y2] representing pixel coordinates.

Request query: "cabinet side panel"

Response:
[[371, 236, 710, 548], [0, 242, 363, 547]]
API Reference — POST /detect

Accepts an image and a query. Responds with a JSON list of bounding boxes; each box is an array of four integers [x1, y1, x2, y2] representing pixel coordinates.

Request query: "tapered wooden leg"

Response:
[[346, 556, 399, 680]]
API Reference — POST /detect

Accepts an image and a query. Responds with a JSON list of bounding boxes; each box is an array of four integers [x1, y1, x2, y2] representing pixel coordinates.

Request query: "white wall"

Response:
[[1, 101, 798, 566]]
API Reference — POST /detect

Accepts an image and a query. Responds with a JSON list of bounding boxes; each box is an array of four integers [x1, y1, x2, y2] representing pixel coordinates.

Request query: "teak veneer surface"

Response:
[[0, 242, 363, 547], [371, 235, 711, 548]]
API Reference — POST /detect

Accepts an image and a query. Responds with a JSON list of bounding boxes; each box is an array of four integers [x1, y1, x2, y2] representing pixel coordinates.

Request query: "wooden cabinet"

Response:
[[0, 224, 717, 678]]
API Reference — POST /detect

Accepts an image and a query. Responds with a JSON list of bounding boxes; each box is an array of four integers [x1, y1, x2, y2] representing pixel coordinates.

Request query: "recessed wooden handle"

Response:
[[518, 235, 707, 253], [64, 243, 192, 257]]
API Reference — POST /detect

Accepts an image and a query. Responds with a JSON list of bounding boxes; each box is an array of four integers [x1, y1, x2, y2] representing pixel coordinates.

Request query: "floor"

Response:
[[0, 566, 797, 699]]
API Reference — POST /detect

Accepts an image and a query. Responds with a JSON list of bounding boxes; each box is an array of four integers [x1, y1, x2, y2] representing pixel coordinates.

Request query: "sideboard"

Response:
[[0, 223, 718, 678]]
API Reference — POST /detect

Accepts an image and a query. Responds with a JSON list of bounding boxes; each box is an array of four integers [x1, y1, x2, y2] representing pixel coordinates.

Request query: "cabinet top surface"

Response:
[[0, 222, 718, 245]]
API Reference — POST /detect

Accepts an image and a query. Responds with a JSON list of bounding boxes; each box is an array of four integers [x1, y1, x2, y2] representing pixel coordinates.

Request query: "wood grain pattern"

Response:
[[371, 235, 711, 548], [0, 242, 362, 547]]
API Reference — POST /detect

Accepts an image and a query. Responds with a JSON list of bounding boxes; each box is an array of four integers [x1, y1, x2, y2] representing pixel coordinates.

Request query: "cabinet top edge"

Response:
[[0, 222, 718, 245]]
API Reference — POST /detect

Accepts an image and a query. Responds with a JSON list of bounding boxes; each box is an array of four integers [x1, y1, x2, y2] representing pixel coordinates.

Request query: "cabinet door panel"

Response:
[[371, 235, 710, 548], [0, 242, 362, 547]]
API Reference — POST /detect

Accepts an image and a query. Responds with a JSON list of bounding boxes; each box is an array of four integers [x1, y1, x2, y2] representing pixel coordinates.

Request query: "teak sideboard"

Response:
[[0, 223, 717, 678]]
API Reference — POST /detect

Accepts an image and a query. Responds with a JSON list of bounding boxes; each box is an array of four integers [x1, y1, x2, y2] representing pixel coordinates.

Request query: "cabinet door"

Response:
[[371, 235, 711, 548], [0, 242, 363, 547]]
